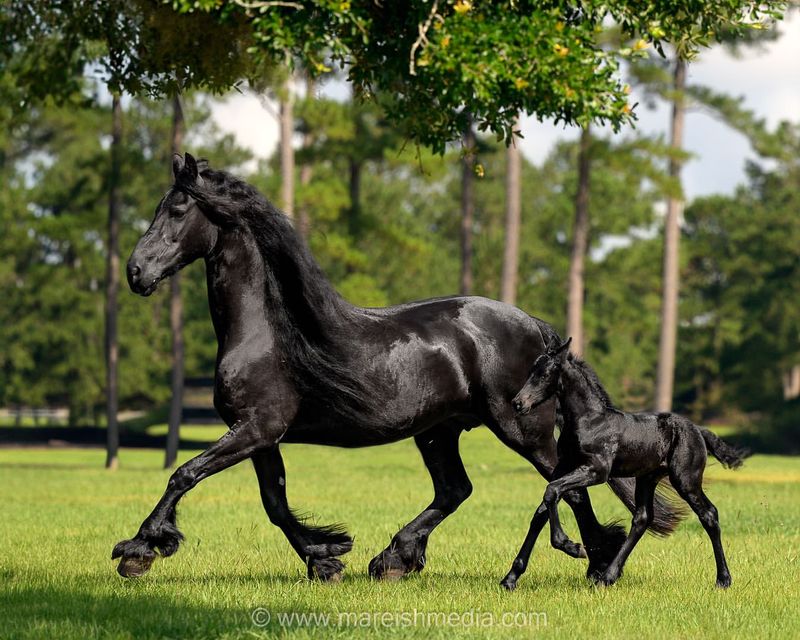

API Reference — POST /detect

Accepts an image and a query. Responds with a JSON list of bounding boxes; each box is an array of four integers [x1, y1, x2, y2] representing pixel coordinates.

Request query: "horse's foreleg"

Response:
[[111, 420, 271, 578], [252, 446, 353, 582], [369, 423, 472, 580]]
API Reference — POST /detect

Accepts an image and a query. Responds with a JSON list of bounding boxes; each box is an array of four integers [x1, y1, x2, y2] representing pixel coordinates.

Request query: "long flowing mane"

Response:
[[193, 168, 375, 423], [567, 354, 616, 410]]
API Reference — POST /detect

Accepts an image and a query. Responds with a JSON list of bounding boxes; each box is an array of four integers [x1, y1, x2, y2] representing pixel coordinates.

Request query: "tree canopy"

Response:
[[1, 1, 785, 151]]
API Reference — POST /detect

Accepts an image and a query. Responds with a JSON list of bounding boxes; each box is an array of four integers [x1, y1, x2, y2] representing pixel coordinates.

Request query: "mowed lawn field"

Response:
[[1, 428, 798, 639]]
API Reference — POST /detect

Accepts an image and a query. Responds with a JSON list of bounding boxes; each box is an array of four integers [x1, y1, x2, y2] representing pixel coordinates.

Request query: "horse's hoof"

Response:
[[117, 554, 155, 578], [592, 571, 619, 587], [381, 568, 407, 581], [308, 557, 345, 583], [716, 575, 732, 589]]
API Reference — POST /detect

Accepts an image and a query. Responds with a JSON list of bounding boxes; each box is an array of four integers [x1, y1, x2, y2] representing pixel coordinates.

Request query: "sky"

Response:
[[211, 12, 800, 201]]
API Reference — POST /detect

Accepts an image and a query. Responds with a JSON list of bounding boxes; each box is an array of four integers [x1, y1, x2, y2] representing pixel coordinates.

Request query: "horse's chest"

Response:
[[213, 339, 295, 423]]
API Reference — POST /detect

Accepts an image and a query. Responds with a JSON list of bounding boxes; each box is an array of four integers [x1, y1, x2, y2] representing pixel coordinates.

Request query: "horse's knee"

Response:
[[543, 484, 559, 506], [168, 465, 196, 492]]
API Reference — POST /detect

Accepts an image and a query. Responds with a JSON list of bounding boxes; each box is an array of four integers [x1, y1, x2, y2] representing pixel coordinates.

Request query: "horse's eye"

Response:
[[170, 207, 187, 219]]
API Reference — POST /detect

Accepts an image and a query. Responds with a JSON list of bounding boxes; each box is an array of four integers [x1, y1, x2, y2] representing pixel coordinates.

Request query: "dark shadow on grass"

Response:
[[1, 584, 370, 639]]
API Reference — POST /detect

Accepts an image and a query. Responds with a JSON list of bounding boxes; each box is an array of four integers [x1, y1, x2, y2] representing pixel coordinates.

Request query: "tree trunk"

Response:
[[297, 75, 315, 239], [500, 115, 522, 305], [460, 116, 475, 296], [165, 94, 185, 469], [566, 125, 592, 357], [655, 59, 687, 412], [280, 78, 295, 218], [105, 94, 122, 470]]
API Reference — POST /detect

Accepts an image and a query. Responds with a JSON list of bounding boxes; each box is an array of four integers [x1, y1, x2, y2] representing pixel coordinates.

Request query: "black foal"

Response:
[[503, 338, 748, 590]]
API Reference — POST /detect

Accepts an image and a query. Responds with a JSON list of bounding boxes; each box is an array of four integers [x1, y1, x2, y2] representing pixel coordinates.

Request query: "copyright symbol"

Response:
[[251, 608, 271, 627]]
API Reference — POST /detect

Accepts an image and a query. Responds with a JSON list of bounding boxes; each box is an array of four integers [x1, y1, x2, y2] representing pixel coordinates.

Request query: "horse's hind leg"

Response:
[[369, 422, 472, 580], [595, 474, 659, 586], [252, 446, 353, 582], [112, 419, 271, 578], [669, 459, 732, 588]]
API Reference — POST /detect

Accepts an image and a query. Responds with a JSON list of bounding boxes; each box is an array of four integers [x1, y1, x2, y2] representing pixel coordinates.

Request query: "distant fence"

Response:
[[0, 407, 68, 425], [182, 377, 221, 424]]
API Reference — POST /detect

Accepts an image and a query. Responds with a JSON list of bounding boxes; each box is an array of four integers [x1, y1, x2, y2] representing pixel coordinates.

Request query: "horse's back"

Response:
[[365, 295, 552, 402]]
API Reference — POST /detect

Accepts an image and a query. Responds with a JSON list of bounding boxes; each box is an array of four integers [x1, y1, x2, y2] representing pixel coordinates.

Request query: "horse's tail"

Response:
[[607, 477, 688, 537], [701, 429, 750, 469]]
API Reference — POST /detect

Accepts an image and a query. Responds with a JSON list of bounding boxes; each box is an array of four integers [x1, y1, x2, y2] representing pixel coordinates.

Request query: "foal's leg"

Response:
[[595, 474, 659, 586], [252, 446, 353, 582], [491, 408, 627, 584], [112, 420, 272, 577], [542, 463, 609, 558], [369, 423, 473, 580], [670, 471, 732, 588]]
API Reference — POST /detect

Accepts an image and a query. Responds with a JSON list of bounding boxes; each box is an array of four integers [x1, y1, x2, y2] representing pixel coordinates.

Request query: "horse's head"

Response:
[[512, 337, 571, 414], [127, 153, 220, 296]]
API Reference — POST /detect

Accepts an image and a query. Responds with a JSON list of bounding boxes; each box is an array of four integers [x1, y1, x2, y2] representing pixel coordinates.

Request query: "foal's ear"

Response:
[[554, 337, 572, 361]]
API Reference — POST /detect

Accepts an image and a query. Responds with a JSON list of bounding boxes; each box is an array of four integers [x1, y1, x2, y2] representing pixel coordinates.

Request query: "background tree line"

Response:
[[0, 1, 795, 461]]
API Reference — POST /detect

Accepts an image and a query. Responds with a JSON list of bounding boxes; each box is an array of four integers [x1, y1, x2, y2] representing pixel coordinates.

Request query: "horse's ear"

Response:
[[172, 153, 184, 179], [184, 152, 199, 179]]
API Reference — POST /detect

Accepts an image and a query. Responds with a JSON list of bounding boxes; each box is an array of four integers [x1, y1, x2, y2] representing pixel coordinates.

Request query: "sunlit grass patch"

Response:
[[1, 429, 798, 639]]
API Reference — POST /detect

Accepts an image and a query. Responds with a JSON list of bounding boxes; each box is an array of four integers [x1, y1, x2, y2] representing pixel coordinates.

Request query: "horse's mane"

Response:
[[566, 353, 616, 410], [193, 167, 374, 423]]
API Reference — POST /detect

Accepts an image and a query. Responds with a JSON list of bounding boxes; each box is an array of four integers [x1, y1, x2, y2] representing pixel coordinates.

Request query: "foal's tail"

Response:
[[607, 477, 687, 536], [701, 429, 750, 469]]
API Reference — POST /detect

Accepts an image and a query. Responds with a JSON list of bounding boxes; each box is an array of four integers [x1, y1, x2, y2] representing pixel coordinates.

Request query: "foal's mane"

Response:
[[191, 167, 374, 422], [566, 354, 616, 410]]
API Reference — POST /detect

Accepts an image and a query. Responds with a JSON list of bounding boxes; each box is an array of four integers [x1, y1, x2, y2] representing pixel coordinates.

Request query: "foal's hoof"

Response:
[[500, 575, 518, 591], [558, 540, 587, 559], [308, 557, 344, 583], [368, 547, 424, 581], [716, 575, 732, 589]]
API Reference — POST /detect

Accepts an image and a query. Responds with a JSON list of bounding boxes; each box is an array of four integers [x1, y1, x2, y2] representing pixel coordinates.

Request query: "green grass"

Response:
[[1, 430, 798, 639]]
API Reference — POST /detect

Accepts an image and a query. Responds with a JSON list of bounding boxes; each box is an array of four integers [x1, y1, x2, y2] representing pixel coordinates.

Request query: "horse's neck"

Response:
[[557, 363, 606, 425], [205, 227, 273, 349]]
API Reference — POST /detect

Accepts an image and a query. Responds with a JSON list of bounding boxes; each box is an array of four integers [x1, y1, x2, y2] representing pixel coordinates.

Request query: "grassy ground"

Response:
[[1, 429, 798, 639]]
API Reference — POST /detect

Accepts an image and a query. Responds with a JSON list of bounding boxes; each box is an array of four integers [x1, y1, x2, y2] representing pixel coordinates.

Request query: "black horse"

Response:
[[112, 153, 682, 583], [505, 338, 747, 589]]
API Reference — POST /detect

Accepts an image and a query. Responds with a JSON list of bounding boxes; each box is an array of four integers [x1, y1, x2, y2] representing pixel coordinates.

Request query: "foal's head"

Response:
[[127, 153, 223, 296], [512, 337, 571, 415]]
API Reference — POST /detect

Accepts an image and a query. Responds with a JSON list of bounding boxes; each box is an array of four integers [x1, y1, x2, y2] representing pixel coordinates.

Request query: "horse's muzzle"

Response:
[[127, 261, 159, 296]]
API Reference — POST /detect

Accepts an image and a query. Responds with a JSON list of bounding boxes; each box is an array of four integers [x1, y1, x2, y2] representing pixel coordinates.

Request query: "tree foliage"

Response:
[[1, 1, 785, 151]]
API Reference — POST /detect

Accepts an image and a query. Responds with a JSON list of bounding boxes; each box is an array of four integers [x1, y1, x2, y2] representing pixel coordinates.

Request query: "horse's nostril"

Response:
[[128, 263, 142, 283], [512, 400, 522, 412]]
